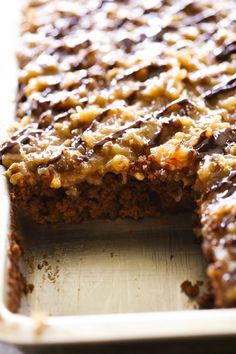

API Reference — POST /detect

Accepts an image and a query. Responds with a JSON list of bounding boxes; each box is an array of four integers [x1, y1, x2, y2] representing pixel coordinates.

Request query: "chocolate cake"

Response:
[[1, 0, 236, 309]]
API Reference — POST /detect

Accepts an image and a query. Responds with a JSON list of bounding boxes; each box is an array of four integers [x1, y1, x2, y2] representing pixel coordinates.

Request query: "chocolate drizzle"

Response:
[[148, 118, 183, 147], [49, 38, 91, 56], [206, 171, 236, 199], [71, 109, 111, 149], [47, 152, 62, 165], [184, 9, 218, 25], [96, 0, 113, 10], [203, 76, 236, 101], [93, 98, 194, 150], [151, 25, 177, 42], [93, 119, 144, 150], [0, 141, 19, 157], [116, 62, 168, 82], [0, 128, 42, 156], [54, 109, 75, 123], [216, 41, 236, 61], [195, 128, 236, 157], [160, 98, 195, 116], [143, 1, 165, 15], [146, 98, 195, 147], [82, 109, 111, 138], [180, 1, 200, 15], [118, 37, 136, 53]]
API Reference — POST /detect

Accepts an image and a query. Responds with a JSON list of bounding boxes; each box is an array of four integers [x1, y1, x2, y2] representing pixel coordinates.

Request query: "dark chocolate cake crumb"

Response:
[[181, 280, 201, 299]]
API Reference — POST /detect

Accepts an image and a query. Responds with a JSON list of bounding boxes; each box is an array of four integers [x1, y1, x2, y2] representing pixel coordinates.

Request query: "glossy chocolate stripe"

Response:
[[0, 129, 43, 155], [205, 171, 236, 199], [94, 98, 194, 150], [203, 76, 236, 101], [216, 41, 236, 61], [195, 128, 236, 156]]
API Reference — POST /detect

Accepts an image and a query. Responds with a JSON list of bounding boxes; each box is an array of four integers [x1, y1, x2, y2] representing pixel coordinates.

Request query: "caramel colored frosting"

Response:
[[1, 0, 236, 189]]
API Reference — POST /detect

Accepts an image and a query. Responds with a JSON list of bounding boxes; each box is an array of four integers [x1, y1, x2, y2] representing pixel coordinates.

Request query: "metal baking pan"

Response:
[[1, 0, 236, 348]]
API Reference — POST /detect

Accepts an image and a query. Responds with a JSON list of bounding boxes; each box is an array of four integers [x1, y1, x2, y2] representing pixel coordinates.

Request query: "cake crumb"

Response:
[[32, 312, 48, 336], [197, 291, 214, 309], [181, 280, 200, 298], [25, 283, 34, 294], [37, 260, 48, 270], [26, 256, 35, 274]]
